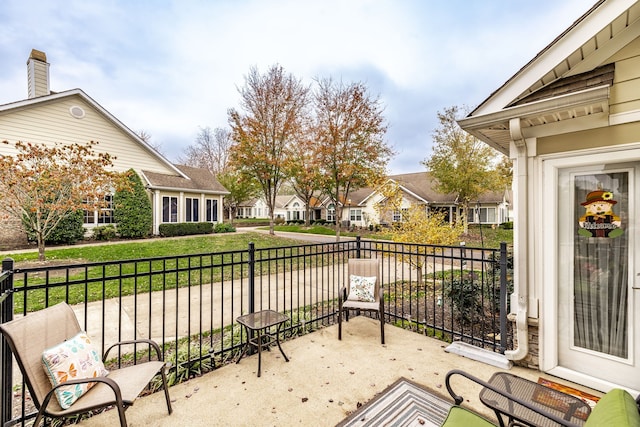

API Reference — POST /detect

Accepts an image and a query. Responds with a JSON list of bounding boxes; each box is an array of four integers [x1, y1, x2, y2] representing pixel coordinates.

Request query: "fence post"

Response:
[[499, 242, 508, 354], [1, 258, 15, 427], [248, 242, 255, 314], [356, 236, 361, 259]]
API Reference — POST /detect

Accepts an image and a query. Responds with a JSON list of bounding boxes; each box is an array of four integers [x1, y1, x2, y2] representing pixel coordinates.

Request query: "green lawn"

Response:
[[2, 224, 512, 266], [4, 232, 308, 265], [4, 232, 322, 312]]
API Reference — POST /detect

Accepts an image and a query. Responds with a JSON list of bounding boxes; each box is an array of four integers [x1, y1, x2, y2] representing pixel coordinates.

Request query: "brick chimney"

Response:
[[27, 49, 50, 98]]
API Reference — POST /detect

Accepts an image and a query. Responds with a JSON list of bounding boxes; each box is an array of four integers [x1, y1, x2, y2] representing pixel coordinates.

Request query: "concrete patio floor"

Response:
[[77, 316, 602, 427]]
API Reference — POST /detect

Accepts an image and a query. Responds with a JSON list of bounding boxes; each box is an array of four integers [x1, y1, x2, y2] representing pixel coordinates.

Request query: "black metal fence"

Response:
[[0, 238, 510, 426]]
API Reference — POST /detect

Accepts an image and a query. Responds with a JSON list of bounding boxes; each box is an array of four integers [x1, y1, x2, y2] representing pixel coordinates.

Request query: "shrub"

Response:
[[213, 223, 236, 233], [24, 210, 85, 245], [92, 225, 117, 241], [113, 170, 153, 238], [25, 210, 86, 245], [445, 272, 483, 324], [158, 222, 213, 237], [274, 217, 285, 225], [501, 221, 513, 229]]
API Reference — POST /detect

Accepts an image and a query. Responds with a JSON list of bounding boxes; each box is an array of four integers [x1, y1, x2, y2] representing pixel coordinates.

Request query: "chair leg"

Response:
[[116, 403, 128, 427], [161, 364, 173, 414], [34, 410, 45, 427], [338, 307, 343, 340], [380, 315, 385, 345]]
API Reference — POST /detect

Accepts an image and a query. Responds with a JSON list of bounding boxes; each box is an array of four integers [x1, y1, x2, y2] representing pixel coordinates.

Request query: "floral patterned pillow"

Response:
[[347, 275, 377, 302], [42, 331, 109, 409]]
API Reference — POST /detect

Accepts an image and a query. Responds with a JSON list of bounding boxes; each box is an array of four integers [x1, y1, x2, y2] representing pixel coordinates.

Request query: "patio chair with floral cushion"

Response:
[[338, 257, 385, 344], [0, 302, 172, 427]]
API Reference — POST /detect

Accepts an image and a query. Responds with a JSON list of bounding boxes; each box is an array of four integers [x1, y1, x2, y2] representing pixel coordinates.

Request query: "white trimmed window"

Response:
[[162, 196, 178, 223], [186, 198, 199, 222], [206, 199, 218, 222]]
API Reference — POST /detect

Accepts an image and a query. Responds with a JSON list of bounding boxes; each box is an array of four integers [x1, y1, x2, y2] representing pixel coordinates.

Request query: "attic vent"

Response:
[[69, 105, 85, 119]]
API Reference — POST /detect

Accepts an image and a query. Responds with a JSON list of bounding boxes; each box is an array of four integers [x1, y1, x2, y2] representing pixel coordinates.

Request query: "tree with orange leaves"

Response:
[[0, 140, 127, 260], [228, 65, 310, 234], [286, 136, 324, 226], [313, 78, 393, 240]]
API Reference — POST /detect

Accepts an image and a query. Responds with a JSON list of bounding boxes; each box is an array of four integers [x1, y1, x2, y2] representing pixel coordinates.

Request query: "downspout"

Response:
[[505, 117, 529, 360]]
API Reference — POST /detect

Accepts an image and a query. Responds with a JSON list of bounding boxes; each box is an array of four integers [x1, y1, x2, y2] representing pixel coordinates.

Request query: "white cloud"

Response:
[[0, 0, 596, 173]]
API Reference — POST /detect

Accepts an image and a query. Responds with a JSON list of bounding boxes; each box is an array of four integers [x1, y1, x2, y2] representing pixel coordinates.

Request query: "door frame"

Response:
[[540, 145, 640, 394]]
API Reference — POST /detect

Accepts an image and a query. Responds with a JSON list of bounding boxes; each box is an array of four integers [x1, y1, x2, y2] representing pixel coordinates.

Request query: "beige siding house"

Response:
[[459, 1, 640, 393], [339, 172, 510, 228], [0, 50, 228, 244]]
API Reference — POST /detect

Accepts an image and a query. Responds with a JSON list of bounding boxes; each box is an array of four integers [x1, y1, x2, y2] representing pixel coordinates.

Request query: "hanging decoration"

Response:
[[578, 190, 623, 238]]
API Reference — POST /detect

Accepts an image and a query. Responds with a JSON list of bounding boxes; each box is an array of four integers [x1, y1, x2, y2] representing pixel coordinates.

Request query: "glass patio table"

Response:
[[479, 372, 592, 427], [236, 310, 290, 377]]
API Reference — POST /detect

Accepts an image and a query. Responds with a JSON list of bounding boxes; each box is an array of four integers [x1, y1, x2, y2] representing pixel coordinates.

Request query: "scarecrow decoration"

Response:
[[578, 190, 623, 238]]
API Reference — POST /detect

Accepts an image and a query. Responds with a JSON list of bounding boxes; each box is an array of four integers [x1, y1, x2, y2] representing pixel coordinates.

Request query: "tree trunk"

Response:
[[37, 234, 46, 261], [335, 205, 342, 242], [461, 202, 469, 234], [305, 206, 311, 227]]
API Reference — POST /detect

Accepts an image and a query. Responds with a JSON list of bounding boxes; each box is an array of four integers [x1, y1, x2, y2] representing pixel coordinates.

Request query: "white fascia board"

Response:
[[460, 85, 610, 130], [148, 185, 230, 195]]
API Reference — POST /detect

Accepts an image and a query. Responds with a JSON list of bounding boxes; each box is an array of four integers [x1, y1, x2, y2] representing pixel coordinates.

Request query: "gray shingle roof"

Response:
[[143, 165, 228, 194], [389, 172, 509, 204]]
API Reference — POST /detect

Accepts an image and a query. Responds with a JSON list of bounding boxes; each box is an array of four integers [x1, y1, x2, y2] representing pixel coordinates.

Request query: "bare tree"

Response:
[[179, 127, 233, 174], [228, 65, 310, 235], [137, 130, 165, 155]]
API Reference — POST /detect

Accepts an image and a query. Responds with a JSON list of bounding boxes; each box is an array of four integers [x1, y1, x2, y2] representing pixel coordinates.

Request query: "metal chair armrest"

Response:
[[445, 369, 585, 427], [41, 375, 125, 413], [103, 338, 163, 362]]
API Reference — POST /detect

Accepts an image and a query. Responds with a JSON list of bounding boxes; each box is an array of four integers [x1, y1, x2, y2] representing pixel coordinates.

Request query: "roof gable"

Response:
[[0, 89, 186, 177]]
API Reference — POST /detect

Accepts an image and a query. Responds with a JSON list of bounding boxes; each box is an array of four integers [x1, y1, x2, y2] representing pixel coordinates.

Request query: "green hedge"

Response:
[[214, 223, 236, 233], [159, 222, 214, 237]]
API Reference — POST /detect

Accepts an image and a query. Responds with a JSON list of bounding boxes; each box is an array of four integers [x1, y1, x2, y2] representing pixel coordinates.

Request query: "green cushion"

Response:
[[441, 406, 496, 427], [584, 388, 640, 427]]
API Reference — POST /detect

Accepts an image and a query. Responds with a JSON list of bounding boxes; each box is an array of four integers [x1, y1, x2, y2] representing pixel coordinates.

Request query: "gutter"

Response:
[[504, 118, 529, 361]]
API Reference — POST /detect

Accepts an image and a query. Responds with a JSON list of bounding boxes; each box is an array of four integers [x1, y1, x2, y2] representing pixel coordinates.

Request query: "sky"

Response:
[[0, 0, 592, 175]]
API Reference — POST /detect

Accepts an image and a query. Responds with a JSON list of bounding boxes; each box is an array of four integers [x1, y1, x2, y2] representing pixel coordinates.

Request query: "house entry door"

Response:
[[555, 161, 639, 391]]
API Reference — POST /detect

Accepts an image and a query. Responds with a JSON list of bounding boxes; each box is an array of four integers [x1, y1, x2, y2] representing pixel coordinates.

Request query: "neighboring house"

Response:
[[458, 1, 640, 393], [238, 194, 325, 222], [142, 165, 228, 233], [336, 172, 511, 228], [235, 173, 509, 228], [0, 50, 228, 243], [237, 198, 269, 219]]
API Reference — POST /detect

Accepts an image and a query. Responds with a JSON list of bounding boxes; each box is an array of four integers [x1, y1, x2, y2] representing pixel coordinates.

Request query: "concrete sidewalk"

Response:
[[71, 261, 430, 353]]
